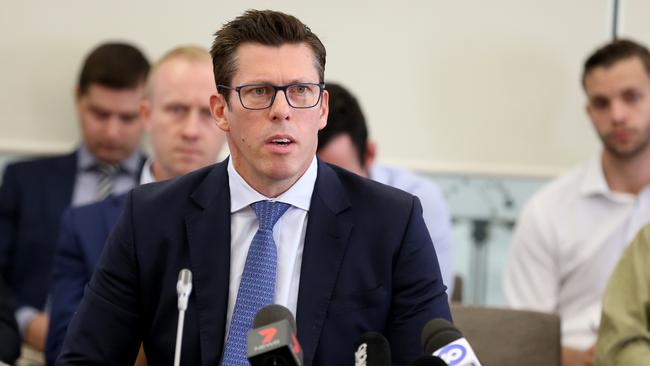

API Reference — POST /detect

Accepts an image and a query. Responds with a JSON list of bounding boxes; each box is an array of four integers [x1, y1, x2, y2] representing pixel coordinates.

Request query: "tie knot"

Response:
[[96, 163, 119, 177], [251, 201, 290, 230]]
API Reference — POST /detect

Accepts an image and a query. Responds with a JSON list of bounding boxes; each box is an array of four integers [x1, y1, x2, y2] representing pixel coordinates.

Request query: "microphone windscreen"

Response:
[[421, 319, 463, 355], [178, 268, 192, 286], [354, 332, 391, 366], [253, 304, 297, 331], [410, 355, 448, 366]]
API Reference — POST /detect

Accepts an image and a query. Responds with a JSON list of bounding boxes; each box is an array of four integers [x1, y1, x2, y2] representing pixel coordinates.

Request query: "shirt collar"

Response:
[[139, 158, 155, 185], [77, 144, 143, 175], [227, 156, 317, 213], [579, 155, 637, 201], [77, 144, 96, 171], [579, 157, 609, 196], [120, 150, 143, 175]]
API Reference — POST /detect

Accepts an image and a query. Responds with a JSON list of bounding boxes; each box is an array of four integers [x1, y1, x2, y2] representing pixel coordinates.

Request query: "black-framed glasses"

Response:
[[217, 83, 325, 110]]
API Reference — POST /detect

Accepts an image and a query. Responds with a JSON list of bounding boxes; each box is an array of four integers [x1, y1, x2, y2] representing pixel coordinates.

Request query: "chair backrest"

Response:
[[450, 304, 561, 366], [451, 274, 463, 303]]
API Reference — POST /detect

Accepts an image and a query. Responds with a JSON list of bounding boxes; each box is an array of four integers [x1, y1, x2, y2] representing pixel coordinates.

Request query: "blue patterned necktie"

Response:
[[221, 200, 291, 366]]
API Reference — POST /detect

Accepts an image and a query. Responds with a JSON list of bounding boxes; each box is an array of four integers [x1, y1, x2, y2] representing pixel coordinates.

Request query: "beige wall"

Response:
[[1, 0, 648, 176]]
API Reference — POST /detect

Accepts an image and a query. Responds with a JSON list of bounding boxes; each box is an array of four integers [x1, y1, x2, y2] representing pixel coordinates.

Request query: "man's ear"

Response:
[[364, 140, 377, 170], [211, 93, 230, 132], [140, 100, 152, 132], [318, 89, 329, 130]]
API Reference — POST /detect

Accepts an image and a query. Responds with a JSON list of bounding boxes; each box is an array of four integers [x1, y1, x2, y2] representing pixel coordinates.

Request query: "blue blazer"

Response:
[[58, 159, 451, 366], [0, 153, 77, 310], [45, 194, 128, 365]]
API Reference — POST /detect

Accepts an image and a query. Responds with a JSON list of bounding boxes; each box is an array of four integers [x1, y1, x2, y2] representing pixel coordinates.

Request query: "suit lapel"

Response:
[[297, 161, 352, 365], [46, 152, 77, 216], [185, 161, 231, 364]]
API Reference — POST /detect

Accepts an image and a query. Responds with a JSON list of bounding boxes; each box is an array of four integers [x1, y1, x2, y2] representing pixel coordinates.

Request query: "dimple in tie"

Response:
[[221, 200, 291, 366]]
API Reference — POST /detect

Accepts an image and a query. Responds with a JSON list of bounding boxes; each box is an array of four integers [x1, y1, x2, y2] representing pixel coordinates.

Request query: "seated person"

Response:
[[0, 42, 149, 352], [503, 39, 650, 366], [45, 46, 226, 364], [56, 10, 450, 365]]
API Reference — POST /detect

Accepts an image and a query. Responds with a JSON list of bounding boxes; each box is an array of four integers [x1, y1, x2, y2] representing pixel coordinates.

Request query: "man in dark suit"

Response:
[[0, 42, 149, 352], [57, 10, 451, 365], [45, 46, 226, 365]]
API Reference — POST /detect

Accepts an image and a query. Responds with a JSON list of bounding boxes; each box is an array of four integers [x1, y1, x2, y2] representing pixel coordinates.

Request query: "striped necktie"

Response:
[[95, 163, 119, 200], [221, 200, 291, 366]]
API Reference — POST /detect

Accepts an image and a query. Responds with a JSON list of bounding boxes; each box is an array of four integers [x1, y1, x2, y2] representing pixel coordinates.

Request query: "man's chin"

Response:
[[605, 143, 647, 160], [263, 160, 312, 182], [96, 155, 126, 165], [91, 147, 130, 164]]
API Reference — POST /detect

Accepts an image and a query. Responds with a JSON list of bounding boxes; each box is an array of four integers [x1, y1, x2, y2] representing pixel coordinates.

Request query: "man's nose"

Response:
[[181, 110, 201, 139], [269, 90, 291, 121], [104, 118, 121, 138], [610, 100, 628, 124]]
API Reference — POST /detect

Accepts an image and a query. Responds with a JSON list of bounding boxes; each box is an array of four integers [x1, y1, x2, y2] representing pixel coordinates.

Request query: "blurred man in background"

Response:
[[45, 46, 226, 364], [504, 39, 650, 366], [0, 42, 149, 353], [317, 82, 454, 295]]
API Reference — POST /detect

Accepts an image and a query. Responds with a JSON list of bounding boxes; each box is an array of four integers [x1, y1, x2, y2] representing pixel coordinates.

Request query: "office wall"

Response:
[[1, 0, 647, 176]]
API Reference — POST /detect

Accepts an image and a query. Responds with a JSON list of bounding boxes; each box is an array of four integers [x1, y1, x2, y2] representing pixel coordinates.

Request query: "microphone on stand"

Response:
[[420, 318, 482, 366], [173, 269, 193, 366], [353, 332, 391, 366], [247, 304, 303, 366]]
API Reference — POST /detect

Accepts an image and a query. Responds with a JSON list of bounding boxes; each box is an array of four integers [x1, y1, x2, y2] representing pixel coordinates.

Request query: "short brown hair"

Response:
[[78, 42, 150, 95], [210, 9, 326, 93], [582, 38, 650, 87]]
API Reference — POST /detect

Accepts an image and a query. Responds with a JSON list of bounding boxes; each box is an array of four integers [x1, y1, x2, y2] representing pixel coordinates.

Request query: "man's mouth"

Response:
[[271, 138, 291, 145]]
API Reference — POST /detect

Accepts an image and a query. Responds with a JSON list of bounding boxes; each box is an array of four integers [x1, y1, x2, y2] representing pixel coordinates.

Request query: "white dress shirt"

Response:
[[225, 157, 317, 334], [503, 156, 650, 349], [139, 159, 155, 185]]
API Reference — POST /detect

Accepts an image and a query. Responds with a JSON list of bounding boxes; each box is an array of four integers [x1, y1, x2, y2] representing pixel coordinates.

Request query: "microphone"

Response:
[[173, 269, 193, 366], [421, 319, 481, 366], [353, 332, 391, 366], [177, 269, 193, 311], [247, 304, 303, 366], [410, 355, 448, 366]]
